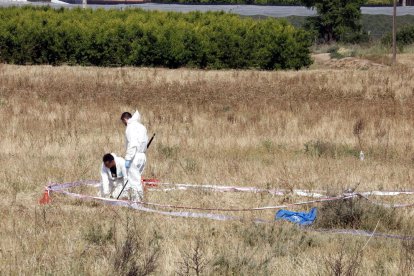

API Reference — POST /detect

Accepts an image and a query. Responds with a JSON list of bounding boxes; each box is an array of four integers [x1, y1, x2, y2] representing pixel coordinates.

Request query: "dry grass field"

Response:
[[1, 63, 414, 275]]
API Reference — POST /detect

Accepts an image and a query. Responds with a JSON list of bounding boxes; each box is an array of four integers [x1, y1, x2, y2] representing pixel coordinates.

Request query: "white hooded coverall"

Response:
[[125, 110, 148, 201], [100, 153, 128, 198]]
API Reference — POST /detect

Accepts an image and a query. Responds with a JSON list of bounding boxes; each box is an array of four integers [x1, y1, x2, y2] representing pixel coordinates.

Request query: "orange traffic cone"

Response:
[[39, 189, 51, 205]]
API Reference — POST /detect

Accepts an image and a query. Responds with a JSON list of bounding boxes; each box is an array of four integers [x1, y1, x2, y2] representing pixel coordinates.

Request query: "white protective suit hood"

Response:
[[128, 110, 141, 124], [125, 109, 148, 159]]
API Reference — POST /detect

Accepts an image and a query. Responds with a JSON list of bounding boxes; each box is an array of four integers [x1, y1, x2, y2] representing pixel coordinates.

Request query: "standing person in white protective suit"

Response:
[[121, 111, 148, 201], [100, 153, 128, 198]]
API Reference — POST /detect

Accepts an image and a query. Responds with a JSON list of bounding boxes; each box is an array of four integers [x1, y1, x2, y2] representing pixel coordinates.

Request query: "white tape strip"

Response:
[[48, 180, 414, 199], [50, 187, 414, 241]]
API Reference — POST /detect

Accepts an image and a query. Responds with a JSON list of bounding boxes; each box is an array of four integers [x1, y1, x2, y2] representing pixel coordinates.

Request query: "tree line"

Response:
[[0, 7, 312, 70], [160, 0, 372, 44]]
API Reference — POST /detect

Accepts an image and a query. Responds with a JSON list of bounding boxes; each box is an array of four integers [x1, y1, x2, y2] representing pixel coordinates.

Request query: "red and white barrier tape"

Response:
[[45, 180, 414, 211], [41, 180, 414, 241], [47, 179, 414, 198], [53, 189, 266, 223], [47, 182, 355, 212], [130, 195, 356, 212]]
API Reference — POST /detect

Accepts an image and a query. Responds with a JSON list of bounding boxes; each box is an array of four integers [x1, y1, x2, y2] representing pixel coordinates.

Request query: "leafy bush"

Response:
[[0, 6, 313, 70], [302, 0, 369, 43], [382, 24, 414, 50], [315, 198, 403, 231], [288, 14, 414, 41]]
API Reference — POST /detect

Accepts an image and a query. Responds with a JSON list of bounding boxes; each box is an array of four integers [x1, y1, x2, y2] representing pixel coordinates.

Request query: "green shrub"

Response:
[[382, 24, 414, 50], [0, 7, 313, 70], [315, 198, 403, 232], [302, 0, 369, 43]]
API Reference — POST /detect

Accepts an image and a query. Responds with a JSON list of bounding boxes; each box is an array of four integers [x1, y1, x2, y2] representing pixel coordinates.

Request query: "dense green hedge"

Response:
[[0, 7, 312, 70]]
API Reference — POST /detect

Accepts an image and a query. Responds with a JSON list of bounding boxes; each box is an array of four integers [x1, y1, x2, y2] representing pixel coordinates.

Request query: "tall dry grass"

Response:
[[0, 64, 414, 275]]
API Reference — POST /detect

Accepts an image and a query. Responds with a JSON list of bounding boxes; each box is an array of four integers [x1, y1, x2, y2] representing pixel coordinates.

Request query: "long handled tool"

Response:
[[116, 133, 156, 200], [147, 133, 156, 149], [116, 180, 129, 200]]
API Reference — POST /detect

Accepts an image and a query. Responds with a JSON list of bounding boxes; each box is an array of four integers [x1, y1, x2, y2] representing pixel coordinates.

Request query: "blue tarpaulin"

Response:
[[275, 208, 317, 226]]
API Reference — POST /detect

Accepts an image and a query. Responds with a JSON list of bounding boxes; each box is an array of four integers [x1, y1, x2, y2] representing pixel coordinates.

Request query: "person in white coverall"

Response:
[[121, 111, 148, 201], [100, 153, 128, 198]]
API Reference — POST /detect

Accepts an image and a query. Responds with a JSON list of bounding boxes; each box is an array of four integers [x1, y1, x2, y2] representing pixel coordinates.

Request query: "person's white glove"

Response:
[[125, 160, 132, 169]]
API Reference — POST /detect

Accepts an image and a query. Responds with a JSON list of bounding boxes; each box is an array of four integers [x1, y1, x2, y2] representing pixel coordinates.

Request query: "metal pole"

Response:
[[82, 0, 87, 9], [392, 0, 397, 65]]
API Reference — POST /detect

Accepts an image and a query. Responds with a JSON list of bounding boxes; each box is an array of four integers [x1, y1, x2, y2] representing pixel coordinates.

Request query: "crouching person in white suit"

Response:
[[100, 153, 129, 199], [121, 111, 148, 201]]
